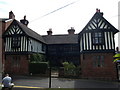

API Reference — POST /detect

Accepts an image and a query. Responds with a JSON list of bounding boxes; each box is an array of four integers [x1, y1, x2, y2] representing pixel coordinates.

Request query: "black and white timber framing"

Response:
[[3, 20, 46, 54], [79, 12, 119, 53]]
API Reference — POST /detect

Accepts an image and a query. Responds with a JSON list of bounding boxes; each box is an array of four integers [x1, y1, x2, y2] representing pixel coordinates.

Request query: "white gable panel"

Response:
[[5, 25, 23, 35], [83, 15, 114, 31]]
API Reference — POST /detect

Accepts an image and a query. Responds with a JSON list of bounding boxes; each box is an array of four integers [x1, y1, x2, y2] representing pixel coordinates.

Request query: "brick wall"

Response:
[[81, 53, 117, 80], [5, 55, 29, 75], [4, 20, 13, 31], [0, 20, 13, 75]]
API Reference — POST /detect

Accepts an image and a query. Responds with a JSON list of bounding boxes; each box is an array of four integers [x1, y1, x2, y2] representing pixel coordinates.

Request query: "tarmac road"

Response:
[[11, 76, 120, 89]]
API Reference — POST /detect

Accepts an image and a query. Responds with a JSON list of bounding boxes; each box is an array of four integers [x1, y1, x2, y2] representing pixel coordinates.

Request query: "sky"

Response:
[[0, 0, 120, 36]]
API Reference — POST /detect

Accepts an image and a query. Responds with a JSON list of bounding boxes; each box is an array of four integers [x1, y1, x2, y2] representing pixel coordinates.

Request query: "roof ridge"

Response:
[[42, 34, 78, 37]]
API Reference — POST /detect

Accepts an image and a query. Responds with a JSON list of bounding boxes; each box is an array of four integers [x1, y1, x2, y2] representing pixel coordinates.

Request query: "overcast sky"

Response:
[[0, 0, 119, 36]]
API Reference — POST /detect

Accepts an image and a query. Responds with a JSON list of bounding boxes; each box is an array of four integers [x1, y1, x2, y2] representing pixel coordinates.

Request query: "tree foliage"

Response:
[[62, 62, 76, 76], [30, 53, 46, 63]]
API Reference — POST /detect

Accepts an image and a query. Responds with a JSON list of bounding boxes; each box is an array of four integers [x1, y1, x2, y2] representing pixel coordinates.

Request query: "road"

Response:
[[7, 76, 120, 89]]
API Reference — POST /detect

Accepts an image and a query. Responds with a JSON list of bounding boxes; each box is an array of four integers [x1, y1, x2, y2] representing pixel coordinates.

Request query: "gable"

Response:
[[4, 24, 24, 36], [81, 12, 119, 34], [3, 19, 46, 43], [85, 17, 111, 30], [3, 20, 25, 36]]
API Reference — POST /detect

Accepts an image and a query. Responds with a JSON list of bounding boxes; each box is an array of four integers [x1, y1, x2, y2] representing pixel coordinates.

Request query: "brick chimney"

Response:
[[9, 11, 15, 19], [20, 15, 29, 26], [47, 28, 52, 35], [68, 27, 75, 35]]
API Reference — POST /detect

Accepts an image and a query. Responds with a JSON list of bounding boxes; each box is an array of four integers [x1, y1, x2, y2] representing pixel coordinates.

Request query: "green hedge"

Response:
[[29, 62, 48, 74]]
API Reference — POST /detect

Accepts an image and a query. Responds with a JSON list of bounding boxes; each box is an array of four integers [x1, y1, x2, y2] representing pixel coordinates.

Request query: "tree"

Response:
[[113, 53, 120, 62]]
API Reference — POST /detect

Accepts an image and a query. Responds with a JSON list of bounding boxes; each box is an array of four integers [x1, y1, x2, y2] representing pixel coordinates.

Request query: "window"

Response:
[[11, 35, 21, 48], [92, 32, 104, 45], [93, 55, 104, 67]]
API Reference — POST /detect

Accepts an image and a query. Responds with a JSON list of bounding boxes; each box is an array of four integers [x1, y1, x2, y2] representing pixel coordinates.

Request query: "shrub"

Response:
[[30, 54, 46, 63], [29, 62, 48, 74], [62, 62, 76, 76]]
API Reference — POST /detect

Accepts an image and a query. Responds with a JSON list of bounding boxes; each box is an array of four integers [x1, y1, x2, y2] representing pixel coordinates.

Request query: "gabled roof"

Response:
[[79, 12, 119, 34], [3, 19, 46, 43], [42, 34, 78, 44]]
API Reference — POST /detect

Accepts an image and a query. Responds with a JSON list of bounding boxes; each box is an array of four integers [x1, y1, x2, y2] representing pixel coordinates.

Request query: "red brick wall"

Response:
[[4, 20, 13, 31], [81, 53, 117, 80], [5, 55, 29, 75], [1, 20, 13, 74]]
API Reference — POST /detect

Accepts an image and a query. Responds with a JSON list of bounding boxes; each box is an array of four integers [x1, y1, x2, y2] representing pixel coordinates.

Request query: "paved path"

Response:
[[11, 76, 120, 89]]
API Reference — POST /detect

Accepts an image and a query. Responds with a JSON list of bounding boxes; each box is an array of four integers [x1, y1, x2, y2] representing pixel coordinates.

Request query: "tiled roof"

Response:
[[3, 19, 46, 43], [4, 19, 78, 44], [15, 20, 46, 43], [42, 34, 78, 44]]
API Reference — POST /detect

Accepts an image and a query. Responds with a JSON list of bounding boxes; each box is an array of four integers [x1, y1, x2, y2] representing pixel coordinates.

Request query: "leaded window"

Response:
[[92, 32, 104, 45], [11, 35, 21, 48]]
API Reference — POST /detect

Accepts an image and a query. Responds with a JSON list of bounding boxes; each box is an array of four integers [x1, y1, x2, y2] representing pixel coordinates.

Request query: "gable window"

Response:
[[92, 32, 104, 45], [11, 35, 21, 48], [93, 55, 104, 67]]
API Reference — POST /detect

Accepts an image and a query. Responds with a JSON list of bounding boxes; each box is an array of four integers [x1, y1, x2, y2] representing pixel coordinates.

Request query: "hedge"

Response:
[[29, 62, 48, 74]]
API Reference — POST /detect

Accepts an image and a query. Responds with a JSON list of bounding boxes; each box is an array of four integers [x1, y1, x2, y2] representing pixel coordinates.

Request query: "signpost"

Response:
[[49, 60, 52, 88]]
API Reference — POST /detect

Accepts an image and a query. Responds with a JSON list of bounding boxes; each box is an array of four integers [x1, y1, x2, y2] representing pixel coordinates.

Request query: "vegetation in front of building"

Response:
[[29, 62, 48, 74], [30, 53, 46, 63], [29, 53, 81, 77], [62, 62, 81, 77], [29, 54, 48, 74]]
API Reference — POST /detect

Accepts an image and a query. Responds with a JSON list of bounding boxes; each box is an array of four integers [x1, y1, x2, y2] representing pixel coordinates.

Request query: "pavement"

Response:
[[9, 75, 120, 89]]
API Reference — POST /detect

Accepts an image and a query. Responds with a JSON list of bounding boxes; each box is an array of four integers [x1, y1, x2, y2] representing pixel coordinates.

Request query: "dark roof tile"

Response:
[[15, 20, 46, 43], [42, 34, 78, 44]]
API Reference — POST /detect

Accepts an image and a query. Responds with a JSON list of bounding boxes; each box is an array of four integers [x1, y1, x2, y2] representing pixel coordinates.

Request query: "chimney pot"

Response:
[[96, 8, 104, 16], [20, 15, 29, 26], [9, 11, 15, 19], [68, 27, 75, 35], [24, 15, 26, 20], [47, 28, 53, 35]]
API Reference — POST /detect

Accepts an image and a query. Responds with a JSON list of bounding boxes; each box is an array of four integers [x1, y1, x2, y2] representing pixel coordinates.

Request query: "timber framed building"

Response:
[[1, 9, 119, 80]]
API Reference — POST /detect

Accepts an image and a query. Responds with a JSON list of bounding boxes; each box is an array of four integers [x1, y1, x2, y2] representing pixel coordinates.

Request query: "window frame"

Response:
[[92, 32, 104, 45], [11, 35, 21, 48]]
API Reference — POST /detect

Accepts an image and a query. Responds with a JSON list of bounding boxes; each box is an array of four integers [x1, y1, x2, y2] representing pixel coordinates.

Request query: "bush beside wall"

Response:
[[29, 62, 48, 74]]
